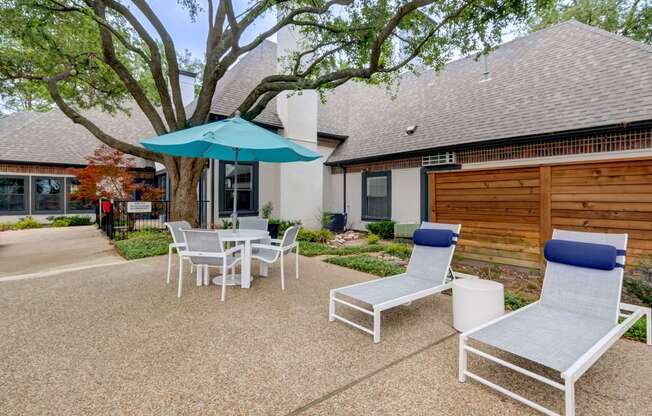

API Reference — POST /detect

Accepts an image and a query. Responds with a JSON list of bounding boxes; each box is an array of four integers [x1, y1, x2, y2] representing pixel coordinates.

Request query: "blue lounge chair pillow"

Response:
[[543, 239, 624, 270], [412, 229, 456, 247]]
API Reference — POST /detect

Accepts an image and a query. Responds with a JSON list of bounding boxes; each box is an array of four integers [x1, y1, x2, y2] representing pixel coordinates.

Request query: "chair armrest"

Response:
[[269, 239, 283, 245], [170, 242, 187, 249], [182, 250, 224, 258], [251, 243, 281, 251], [223, 245, 243, 257]]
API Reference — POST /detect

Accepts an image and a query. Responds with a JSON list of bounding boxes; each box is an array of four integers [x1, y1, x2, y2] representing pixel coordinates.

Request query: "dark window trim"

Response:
[[31, 176, 64, 215], [0, 175, 29, 215], [66, 177, 94, 213], [218, 160, 259, 217], [361, 170, 392, 221]]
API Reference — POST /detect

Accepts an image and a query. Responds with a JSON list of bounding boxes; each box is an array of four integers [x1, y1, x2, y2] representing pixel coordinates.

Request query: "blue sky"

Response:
[[144, 1, 277, 59]]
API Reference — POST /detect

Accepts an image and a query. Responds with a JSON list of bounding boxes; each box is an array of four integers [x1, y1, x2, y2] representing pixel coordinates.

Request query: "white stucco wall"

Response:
[[324, 172, 344, 213], [391, 168, 421, 224], [259, 162, 280, 218], [345, 171, 363, 230]]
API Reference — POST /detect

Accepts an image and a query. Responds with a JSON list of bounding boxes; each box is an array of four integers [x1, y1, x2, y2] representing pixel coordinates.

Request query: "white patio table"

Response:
[[210, 229, 269, 288]]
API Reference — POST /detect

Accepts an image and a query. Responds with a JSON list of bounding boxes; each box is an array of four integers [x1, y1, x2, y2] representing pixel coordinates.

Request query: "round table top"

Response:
[[453, 278, 503, 291], [216, 229, 269, 241]]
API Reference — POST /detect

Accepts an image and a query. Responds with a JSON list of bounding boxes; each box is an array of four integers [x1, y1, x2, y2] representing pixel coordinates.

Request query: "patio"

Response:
[[1, 254, 650, 415]]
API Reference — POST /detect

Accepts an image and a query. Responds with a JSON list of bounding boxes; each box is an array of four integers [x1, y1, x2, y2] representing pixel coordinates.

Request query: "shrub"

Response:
[[366, 220, 396, 239], [321, 211, 334, 229], [383, 242, 412, 259], [14, 216, 42, 229], [114, 230, 172, 260], [47, 215, 93, 226], [261, 202, 273, 219], [297, 228, 333, 243], [622, 316, 647, 343], [51, 218, 70, 227], [0, 223, 14, 231], [268, 218, 301, 234], [504, 291, 527, 311], [367, 233, 380, 245], [298, 242, 383, 257], [623, 277, 652, 307], [325, 255, 405, 277]]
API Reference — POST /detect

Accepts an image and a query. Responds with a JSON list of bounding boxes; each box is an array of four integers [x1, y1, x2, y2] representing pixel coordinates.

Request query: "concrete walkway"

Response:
[[1, 254, 650, 415], [0, 226, 124, 278]]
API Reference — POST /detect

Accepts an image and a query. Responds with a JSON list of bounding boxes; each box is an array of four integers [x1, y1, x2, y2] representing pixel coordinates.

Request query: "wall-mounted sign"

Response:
[[127, 201, 152, 213]]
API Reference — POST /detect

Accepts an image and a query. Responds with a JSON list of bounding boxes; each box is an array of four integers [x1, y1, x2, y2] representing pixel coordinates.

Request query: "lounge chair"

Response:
[[459, 229, 651, 416], [329, 222, 462, 343]]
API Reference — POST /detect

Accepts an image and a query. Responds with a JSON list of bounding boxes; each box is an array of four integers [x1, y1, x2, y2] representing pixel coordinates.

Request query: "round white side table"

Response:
[[452, 278, 504, 332]]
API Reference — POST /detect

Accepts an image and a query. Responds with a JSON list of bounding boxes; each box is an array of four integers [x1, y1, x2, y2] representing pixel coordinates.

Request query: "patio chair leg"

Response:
[[565, 379, 575, 416], [221, 260, 227, 302], [328, 290, 335, 322], [295, 245, 299, 280], [646, 308, 651, 346], [373, 309, 381, 343], [177, 257, 183, 298], [280, 253, 285, 290], [203, 265, 209, 286], [458, 335, 468, 382], [166, 244, 172, 285]]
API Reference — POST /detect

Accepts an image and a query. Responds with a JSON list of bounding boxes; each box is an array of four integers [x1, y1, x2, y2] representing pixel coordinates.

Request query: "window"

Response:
[[156, 173, 167, 200], [362, 171, 391, 220], [219, 161, 259, 216], [0, 176, 28, 214], [67, 178, 94, 212], [32, 177, 64, 213]]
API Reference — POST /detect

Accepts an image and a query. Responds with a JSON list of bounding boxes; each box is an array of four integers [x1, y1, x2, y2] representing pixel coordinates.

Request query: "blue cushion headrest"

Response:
[[543, 239, 623, 270], [412, 229, 456, 247]]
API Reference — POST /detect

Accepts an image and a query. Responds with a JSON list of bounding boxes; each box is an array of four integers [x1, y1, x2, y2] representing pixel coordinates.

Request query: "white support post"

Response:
[[177, 256, 183, 298], [280, 252, 285, 290], [564, 379, 575, 416], [328, 290, 335, 322], [459, 335, 468, 382], [373, 309, 381, 343], [647, 308, 651, 346], [166, 244, 173, 285], [295, 244, 299, 279]]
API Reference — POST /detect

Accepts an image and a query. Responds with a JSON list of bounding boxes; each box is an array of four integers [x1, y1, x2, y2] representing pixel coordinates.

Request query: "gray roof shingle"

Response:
[[326, 20, 652, 163], [0, 106, 155, 168]]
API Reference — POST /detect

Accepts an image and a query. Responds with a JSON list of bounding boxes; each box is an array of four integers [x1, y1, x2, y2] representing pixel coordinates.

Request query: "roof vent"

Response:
[[480, 54, 491, 82], [423, 152, 456, 167], [406, 125, 418, 135]]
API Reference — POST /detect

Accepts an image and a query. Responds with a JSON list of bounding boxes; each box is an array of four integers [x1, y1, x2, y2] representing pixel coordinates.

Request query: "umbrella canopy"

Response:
[[140, 114, 321, 229], [140, 114, 321, 162]]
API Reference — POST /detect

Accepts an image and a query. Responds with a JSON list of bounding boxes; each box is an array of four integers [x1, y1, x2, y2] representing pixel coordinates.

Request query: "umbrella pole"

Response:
[[232, 148, 238, 231]]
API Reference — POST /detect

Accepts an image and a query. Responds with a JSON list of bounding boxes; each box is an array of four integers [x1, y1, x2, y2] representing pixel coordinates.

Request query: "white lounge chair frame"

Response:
[[329, 222, 461, 343], [459, 230, 651, 416]]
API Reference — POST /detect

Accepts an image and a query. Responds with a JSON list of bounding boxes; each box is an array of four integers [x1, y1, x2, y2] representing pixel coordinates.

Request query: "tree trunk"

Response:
[[167, 156, 203, 227]]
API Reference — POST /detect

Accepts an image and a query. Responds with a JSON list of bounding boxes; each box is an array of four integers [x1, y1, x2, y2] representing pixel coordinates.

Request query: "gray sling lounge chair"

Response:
[[459, 229, 651, 416], [329, 222, 461, 343]]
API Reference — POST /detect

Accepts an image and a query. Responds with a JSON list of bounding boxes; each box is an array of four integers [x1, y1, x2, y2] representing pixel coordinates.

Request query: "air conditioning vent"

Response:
[[422, 152, 456, 167]]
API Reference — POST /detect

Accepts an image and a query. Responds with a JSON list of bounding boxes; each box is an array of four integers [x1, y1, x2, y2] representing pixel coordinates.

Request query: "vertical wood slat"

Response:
[[428, 172, 437, 221], [539, 166, 552, 270]]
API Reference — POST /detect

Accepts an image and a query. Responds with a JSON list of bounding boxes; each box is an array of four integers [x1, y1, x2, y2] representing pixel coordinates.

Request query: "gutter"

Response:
[[324, 119, 652, 167]]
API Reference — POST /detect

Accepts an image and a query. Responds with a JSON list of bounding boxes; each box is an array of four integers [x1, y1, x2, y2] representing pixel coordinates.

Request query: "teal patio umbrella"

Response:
[[140, 113, 321, 229]]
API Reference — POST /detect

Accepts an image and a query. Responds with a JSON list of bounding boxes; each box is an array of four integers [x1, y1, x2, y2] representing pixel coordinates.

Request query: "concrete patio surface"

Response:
[[1, 253, 650, 415], [0, 226, 124, 278]]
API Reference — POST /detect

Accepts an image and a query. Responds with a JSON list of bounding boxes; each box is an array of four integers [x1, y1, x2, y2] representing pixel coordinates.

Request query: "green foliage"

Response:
[[261, 202, 273, 219], [268, 219, 301, 234], [366, 220, 396, 239], [0, 222, 15, 231], [297, 229, 333, 243], [621, 316, 648, 343], [529, 0, 652, 44], [325, 255, 406, 277], [367, 233, 380, 245], [51, 218, 70, 227], [504, 291, 527, 311], [383, 242, 413, 259], [114, 230, 172, 260], [298, 241, 384, 257], [321, 211, 334, 229], [14, 216, 41, 229], [623, 278, 652, 307], [47, 215, 92, 226]]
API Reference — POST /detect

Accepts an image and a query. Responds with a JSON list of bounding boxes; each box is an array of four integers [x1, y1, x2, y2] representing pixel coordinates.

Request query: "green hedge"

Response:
[[324, 255, 405, 277], [298, 242, 384, 257], [366, 220, 396, 239], [114, 230, 172, 260]]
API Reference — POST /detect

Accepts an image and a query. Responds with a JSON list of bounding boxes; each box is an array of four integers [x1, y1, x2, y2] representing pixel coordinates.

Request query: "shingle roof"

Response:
[[209, 40, 283, 127], [0, 106, 155, 168], [326, 20, 652, 163]]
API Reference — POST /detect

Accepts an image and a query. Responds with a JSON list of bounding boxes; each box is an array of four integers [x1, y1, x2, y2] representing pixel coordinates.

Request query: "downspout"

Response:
[[342, 165, 347, 214]]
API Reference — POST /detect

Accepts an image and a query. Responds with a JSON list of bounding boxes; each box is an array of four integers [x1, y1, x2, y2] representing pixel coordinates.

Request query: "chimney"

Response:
[[178, 69, 197, 106], [481, 54, 491, 82]]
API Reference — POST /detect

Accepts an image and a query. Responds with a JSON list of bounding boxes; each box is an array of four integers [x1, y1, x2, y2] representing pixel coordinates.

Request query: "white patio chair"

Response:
[[250, 225, 300, 290], [329, 222, 462, 343], [165, 221, 193, 285], [459, 229, 651, 416], [178, 229, 242, 301], [238, 217, 268, 231]]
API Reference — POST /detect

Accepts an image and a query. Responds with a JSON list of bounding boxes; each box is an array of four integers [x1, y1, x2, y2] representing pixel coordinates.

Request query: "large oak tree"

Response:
[[0, 0, 547, 225]]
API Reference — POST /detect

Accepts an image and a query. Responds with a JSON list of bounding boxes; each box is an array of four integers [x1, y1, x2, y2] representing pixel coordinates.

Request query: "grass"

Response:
[[383, 242, 412, 259], [324, 255, 405, 277], [114, 230, 172, 260], [298, 241, 384, 257]]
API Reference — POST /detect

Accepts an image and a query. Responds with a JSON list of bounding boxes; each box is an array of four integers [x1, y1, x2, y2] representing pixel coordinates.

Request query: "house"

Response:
[[197, 20, 652, 269]]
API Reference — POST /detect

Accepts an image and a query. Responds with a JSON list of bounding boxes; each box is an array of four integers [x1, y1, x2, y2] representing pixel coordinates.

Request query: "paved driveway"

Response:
[[1, 254, 650, 415], [0, 226, 124, 278]]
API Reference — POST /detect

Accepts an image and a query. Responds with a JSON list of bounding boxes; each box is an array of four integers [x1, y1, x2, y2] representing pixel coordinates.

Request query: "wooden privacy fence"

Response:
[[427, 157, 652, 270]]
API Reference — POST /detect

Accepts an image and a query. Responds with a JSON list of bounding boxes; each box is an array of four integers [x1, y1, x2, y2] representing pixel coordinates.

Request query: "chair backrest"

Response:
[[280, 226, 300, 250], [165, 221, 191, 246], [238, 217, 268, 231], [406, 222, 460, 283], [540, 229, 627, 323], [181, 229, 224, 254]]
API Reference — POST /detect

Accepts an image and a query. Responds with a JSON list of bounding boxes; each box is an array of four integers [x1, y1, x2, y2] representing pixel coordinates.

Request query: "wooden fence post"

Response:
[[539, 166, 552, 270]]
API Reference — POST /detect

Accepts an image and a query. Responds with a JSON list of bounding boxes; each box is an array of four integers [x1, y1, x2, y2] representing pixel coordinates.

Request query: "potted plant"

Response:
[[261, 202, 279, 238]]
